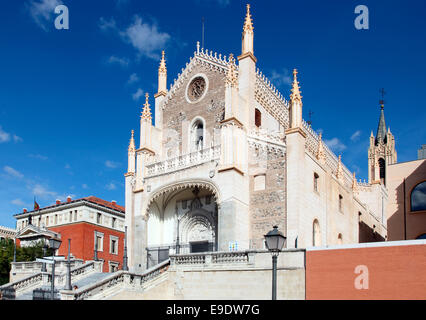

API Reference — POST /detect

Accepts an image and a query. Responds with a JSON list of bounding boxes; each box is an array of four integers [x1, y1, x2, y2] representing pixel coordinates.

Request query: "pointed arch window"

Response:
[[255, 108, 262, 128], [190, 118, 205, 151], [411, 181, 426, 212], [378, 158, 386, 185]]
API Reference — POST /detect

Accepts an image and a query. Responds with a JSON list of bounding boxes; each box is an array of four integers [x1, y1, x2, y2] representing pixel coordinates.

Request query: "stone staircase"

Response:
[[60, 259, 171, 300], [0, 260, 105, 300]]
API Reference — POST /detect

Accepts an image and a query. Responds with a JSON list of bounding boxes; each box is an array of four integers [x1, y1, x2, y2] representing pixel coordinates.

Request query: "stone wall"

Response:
[[249, 145, 286, 248], [107, 250, 305, 300], [162, 63, 226, 158]]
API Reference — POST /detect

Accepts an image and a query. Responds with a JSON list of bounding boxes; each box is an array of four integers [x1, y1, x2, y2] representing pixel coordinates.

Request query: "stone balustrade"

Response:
[[1, 260, 101, 298], [61, 260, 170, 300], [145, 145, 220, 178], [169, 251, 256, 269], [0, 273, 43, 296]]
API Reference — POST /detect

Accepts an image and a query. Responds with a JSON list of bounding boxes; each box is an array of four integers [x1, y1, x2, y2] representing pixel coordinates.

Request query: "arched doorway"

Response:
[[145, 181, 219, 268]]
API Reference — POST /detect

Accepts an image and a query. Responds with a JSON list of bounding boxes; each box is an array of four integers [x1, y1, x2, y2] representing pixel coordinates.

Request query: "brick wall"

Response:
[[49, 223, 124, 273], [306, 242, 426, 300]]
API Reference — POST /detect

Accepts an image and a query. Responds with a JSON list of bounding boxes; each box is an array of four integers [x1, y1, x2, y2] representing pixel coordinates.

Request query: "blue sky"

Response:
[[0, 0, 425, 228]]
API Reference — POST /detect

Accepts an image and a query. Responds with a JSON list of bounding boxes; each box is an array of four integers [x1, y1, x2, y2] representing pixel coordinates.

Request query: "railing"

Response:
[[170, 251, 254, 267], [1, 260, 101, 298], [0, 273, 43, 296], [11, 259, 85, 274], [145, 145, 220, 178], [64, 259, 171, 300]]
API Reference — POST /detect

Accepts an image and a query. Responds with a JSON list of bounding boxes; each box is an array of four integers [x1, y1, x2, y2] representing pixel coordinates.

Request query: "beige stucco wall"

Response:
[[387, 159, 426, 240]]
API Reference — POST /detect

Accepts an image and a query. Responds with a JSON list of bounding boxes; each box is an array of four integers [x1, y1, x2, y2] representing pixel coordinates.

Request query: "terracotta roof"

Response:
[[14, 196, 125, 216], [82, 196, 125, 213]]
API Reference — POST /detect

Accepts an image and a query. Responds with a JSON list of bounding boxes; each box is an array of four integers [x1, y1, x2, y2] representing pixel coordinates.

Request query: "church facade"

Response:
[[124, 5, 388, 272]]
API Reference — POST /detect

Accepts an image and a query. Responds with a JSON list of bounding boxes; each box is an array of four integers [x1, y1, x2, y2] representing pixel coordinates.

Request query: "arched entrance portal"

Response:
[[145, 183, 219, 268]]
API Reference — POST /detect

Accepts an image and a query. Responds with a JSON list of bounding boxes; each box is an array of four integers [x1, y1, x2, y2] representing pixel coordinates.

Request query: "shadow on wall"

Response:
[[388, 160, 426, 240], [359, 221, 385, 243]]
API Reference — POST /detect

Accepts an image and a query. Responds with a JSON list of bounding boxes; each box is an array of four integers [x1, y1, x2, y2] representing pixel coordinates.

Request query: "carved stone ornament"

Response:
[[187, 77, 206, 102]]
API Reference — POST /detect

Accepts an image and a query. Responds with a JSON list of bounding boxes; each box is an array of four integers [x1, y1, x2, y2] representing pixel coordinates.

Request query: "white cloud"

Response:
[[119, 16, 170, 60], [98, 17, 117, 32], [132, 88, 144, 101], [269, 68, 292, 88], [82, 184, 88, 189], [29, 154, 48, 160], [65, 163, 71, 169], [350, 130, 362, 142], [3, 166, 24, 179], [324, 138, 347, 152], [26, 0, 62, 31], [107, 55, 130, 67], [106, 182, 117, 190], [32, 184, 57, 198], [13, 134, 23, 143], [195, 0, 230, 7], [127, 73, 139, 84], [105, 160, 120, 168], [0, 126, 10, 143], [11, 199, 26, 206]]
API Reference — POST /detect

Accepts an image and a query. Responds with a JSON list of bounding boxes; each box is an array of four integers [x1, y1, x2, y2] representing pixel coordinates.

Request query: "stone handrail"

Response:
[[145, 145, 220, 178], [0, 272, 43, 295], [62, 259, 171, 300], [170, 251, 254, 267]]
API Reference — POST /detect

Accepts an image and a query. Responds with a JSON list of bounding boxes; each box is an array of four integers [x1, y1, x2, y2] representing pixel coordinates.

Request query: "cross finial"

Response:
[[379, 88, 386, 108]]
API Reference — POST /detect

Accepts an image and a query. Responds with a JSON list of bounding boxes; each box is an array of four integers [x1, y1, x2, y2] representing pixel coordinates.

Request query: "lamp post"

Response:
[[264, 226, 286, 300], [41, 243, 47, 272], [123, 226, 128, 271], [48, 238, 62, 300], [65, 239, 72, 290]]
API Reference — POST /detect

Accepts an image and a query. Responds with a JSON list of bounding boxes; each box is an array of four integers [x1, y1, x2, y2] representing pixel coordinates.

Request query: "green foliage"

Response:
[[0, 239, 53, 286]]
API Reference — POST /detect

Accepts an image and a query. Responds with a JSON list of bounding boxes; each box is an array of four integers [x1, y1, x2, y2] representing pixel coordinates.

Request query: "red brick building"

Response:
[[306, 240, 426, 300], [14, 196, 126, 273]]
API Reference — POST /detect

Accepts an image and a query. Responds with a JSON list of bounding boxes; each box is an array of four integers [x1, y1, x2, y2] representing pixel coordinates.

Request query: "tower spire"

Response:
[[128, 130, 135, 153], [243, 4, 253, 32], [375, 89, 387, 145], [226, 54, 238, 87], [241, 3, 255, 58], [290, 69, 302, 103], [156, 50, 167, 96], [289, 69, 303, 129], [141, 93, 152, 120]]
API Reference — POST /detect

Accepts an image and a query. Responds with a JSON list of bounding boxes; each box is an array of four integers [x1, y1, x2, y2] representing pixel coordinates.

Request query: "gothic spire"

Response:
[[290, 69, 302, 103], [226, 54, 238, 87], [241, 4, 254, 56], [375, 90, 387, 145], [159, 50, 167, 74], [141, 93, 152, 120], [243, 4, 254, 32], [128, 130, 135, 153], [316, 132, 326, 162]]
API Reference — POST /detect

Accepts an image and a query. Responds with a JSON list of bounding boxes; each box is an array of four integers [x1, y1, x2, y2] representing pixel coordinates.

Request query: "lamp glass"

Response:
[[49, 238, 62, 250], [264, 226, 286, 252]]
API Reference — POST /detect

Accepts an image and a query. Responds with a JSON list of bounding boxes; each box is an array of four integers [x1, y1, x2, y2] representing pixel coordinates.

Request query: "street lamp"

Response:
[[65, 239, 72, 290], [264, 226, 286, 300], [48, 237, 62, 300]]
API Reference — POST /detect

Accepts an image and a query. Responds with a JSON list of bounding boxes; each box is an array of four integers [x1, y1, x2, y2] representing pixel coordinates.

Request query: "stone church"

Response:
[[124, 4, 391, 272]]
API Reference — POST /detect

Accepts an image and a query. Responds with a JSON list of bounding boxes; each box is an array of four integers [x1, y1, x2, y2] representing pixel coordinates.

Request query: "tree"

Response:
[[0, 239, 53, 285]]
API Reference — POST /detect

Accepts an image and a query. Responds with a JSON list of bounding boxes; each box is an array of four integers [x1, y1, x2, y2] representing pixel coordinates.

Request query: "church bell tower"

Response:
[[368, 91, 397, 186]]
